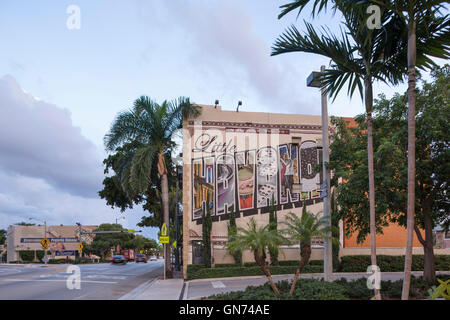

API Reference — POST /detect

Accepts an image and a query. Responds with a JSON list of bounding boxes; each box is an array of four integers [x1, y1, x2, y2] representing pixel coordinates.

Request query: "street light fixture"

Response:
[[307, 65, 333, 282]]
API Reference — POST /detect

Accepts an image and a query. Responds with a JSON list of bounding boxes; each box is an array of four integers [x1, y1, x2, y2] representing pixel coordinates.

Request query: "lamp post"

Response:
[[115, 217, 125, 225], [307, 65, 333, 282]]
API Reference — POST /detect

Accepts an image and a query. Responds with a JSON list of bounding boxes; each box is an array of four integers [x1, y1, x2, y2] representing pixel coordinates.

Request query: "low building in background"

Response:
[[6, 224, 97, 263]]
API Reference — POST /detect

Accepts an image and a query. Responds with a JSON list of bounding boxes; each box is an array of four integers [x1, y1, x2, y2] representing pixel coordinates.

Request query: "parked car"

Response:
[[110, 255, 127, 264], [135, 254, 147, 263], [149, 256, 157, 261]]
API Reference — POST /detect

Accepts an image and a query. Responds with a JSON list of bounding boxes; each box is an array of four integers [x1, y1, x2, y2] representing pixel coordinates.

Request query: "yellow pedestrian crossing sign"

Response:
[[172, 241, 177, 249], [41, 238, 50, 249], [159, 223, 169, 243], [78, 243, 84, 253]]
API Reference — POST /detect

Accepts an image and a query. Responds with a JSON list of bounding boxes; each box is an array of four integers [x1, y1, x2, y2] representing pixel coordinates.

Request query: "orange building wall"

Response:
[[344, 223, 424, 248]]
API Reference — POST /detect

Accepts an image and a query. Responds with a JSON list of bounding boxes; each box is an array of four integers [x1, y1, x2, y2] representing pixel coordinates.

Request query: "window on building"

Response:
[[445, 230, 450, 240]]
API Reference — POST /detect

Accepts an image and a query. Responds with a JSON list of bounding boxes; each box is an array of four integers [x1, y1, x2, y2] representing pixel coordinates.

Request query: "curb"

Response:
[[185, 270, 450, 284], [118, 277, 160, 300]]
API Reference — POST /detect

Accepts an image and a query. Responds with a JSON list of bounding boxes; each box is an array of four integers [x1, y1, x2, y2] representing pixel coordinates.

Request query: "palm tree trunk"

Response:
[[402, 18, 417, 300], [365, 77, 381, 300], [159, 152, 172, 278], [290, 243, 311, 295], [254, 250, 281, 298]]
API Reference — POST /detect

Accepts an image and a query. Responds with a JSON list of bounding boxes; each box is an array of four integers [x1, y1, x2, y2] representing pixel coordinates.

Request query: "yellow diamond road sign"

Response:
[[41, 238, 50, 249], [78, 243, 84, 252]]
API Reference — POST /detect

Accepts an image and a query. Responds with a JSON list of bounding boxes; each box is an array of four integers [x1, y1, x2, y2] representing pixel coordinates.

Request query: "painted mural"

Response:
[[192, 141, 322, 220]]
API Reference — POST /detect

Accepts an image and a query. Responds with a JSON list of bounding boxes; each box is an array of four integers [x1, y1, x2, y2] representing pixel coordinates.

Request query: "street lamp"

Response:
[[115, 216, 126, 225], [307, 65, 333, 282], [29, 217, 48, 264]]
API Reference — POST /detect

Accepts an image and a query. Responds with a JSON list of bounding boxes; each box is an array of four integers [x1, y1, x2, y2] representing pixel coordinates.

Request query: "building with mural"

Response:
[[181, 105, 444, 279]]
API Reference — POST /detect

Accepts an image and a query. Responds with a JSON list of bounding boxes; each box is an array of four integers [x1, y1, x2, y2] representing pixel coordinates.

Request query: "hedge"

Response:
[[187, 265, 323, 280], [340, 255, 450, 272], [19, 250, 35, 262]]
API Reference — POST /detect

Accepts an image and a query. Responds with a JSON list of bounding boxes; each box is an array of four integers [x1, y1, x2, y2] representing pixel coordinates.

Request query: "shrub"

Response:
[[340, 255, 450, 272], [36, 250, 45, 261], [293, 279, 349, 300], [19, 250, 35, 262], [187, 265, 323, 280]]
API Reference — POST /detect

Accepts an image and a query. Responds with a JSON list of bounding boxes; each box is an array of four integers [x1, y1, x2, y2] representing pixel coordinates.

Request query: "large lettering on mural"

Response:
[[192, 141, 322, 220]]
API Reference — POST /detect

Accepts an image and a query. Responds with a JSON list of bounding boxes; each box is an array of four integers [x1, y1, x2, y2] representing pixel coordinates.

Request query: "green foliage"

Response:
[[82, 223, 134, 259], [268, 195, 279, 265], [340, 255, 450, 272], [227, 208, 242, 265], [187, 265, 323, 280], [19, 250, 35, 262], [36, 250, 45, 261], [202, 195, 212, 268], [15, 222, 35, 226], [429, 278, 450, 300], [0, 229, 6, 245]]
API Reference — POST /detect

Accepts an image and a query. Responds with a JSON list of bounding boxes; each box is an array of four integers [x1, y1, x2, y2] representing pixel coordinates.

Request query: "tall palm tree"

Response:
[[226, 218, 287, 299], [273, 0, 449, 299], [273, 2, 406, 299], [283, 204, 339, 295], [104, 96, 200, 277], [370, 0, 449, 301]]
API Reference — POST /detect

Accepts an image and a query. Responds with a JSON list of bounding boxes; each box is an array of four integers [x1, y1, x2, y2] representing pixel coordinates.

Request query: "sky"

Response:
[[0, 1, 446, 240]]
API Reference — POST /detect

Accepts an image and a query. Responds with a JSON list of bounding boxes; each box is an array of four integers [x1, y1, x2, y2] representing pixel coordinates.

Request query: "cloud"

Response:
[[0, 75, 104, 198]]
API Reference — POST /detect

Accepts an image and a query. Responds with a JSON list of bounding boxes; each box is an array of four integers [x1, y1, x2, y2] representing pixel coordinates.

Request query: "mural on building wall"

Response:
[[192, 157, 215, 220], [279, 144, 300, 204], [236, 150, 256, 211], [300, 141, 321, 200], [216, 154, 236, 215], [192, 141, 322, 220], [256, 147, 278, 208]]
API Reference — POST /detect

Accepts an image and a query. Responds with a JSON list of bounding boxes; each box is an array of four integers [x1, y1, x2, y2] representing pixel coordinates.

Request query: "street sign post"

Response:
[[78, 243, 83, 254], [159, 223, 169, 243], [41, 238, 50, 250]]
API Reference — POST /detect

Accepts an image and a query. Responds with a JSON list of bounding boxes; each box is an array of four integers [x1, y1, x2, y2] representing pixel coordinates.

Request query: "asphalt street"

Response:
[[0, 260, 164, 300]]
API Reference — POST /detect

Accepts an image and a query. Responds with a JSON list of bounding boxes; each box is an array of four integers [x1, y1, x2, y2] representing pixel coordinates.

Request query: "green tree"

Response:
[[273, 0, 449, 299], [202, 195, 213, 268], [226, 218, 287, 299], [329, 65, 450, 284], [268, 195, 279, 265], [227, 207, 242, 265], [366, 0, 450, 300], [104, 95, 200, 277], [15, 222, 35, 226], [283, 203, 339, 295], [0, 229, 6, 245], [83, 224, 134, 259]]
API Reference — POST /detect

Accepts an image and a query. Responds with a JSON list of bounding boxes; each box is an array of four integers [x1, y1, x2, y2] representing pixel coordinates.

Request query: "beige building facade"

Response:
[[7, 224, 97, 262], [182, 106, 330, 278]]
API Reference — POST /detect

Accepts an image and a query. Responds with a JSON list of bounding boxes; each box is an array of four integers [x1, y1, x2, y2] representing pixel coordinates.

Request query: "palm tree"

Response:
[[273, 2, 405, 300], [273, 0, 449, 299], [283, 204, 339, 295], [367, 0, 450, 301], [226, 218, 287, 298], [104, 96, 200, 277]]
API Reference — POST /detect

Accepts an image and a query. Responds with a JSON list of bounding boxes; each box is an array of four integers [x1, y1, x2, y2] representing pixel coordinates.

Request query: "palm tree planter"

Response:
[[283, 204, 339, 295], [104, 96, 200, 278], [226, 218, 287, 299]]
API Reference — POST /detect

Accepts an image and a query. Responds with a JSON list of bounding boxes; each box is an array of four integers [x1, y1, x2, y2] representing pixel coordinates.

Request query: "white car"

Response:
[[149, 256, 157, 261]]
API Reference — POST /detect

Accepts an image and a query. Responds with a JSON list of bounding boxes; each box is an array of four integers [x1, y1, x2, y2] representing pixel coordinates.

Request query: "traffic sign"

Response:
[[41, 238, 50, 249], [159, 223, 169, 243], [172, 240, 177, 249], [78, 243, 84, 253]]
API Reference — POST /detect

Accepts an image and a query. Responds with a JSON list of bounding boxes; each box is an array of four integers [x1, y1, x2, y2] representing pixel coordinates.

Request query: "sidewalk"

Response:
[[119, 270, 185, 300]]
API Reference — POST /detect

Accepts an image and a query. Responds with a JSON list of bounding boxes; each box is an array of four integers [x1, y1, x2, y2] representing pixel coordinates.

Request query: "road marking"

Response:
[[211, 281, 226, 288], [0, 279, 117, 284]]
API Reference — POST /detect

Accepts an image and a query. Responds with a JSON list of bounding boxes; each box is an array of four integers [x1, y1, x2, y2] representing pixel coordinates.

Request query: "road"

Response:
[[0, 260, 164, 300]]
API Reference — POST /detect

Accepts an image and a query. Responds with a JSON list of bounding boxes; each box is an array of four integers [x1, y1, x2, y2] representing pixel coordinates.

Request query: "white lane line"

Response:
[[0, 279, 117, 284], [211, 281, 226, 288]]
